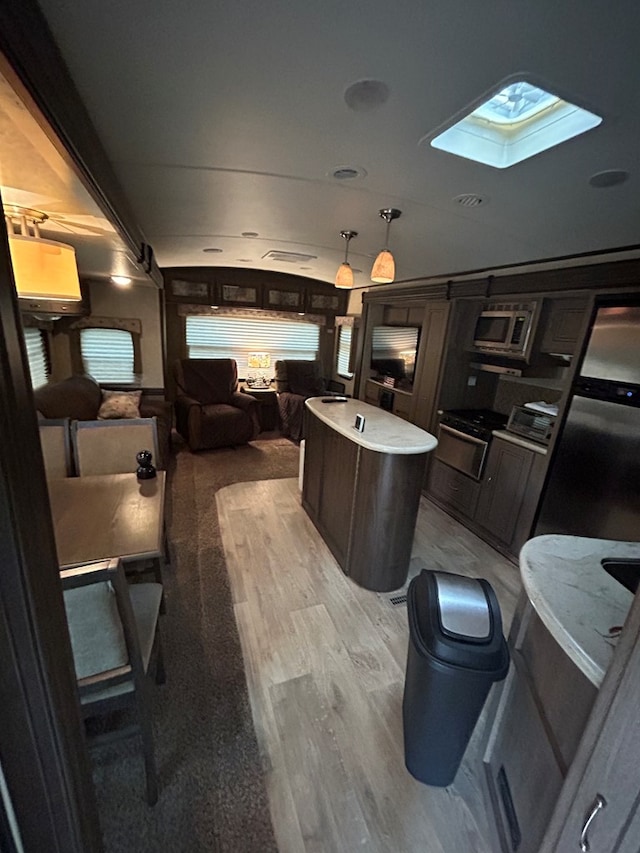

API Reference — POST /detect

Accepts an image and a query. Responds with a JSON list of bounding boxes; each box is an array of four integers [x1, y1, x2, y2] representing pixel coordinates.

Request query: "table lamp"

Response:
[[247, 352, 271, 388]]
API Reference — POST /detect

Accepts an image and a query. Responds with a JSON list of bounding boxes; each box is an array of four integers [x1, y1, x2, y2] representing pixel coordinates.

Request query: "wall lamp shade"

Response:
[[370, 208, 401, 284], [247, 352, 271, 369], [8, 235, 82, 301], [335, 230, 358, 289]]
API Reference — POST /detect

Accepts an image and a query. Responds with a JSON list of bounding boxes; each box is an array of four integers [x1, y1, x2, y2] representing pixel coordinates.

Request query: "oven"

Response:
[[435, 409, 508, 481]]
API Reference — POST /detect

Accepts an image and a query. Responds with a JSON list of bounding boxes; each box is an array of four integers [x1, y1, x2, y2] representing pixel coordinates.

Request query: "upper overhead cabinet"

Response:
[[163, 268, 348, 316], [539, 297, 590, 356]]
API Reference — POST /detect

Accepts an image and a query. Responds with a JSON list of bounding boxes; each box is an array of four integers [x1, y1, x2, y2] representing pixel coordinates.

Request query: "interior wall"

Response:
[[347, 289, 365, 315], [87, 280, 164, 388]]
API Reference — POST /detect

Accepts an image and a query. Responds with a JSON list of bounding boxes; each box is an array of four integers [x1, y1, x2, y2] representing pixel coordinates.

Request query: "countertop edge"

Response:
[[305, 397, 437, 455], [520, 535, 638, 687]]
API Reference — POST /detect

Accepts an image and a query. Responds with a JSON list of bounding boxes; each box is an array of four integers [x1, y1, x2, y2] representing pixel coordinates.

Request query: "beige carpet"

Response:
[[91, 436, 300, 852]]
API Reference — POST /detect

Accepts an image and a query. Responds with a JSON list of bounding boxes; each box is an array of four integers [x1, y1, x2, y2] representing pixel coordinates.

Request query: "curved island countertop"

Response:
[[305, 397, 437, 455], [520, 535, 640, 686]]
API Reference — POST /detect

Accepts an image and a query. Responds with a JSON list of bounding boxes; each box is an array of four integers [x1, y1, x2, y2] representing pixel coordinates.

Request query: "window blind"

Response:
[[24, 328, 49, 389], [185, 315, 320, 376], [336, 325, 353, 378], [80, 328, 136, 383]]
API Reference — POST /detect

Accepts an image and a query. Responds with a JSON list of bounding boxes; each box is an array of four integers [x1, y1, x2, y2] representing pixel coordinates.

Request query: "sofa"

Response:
[[33, 374, 172, 468]]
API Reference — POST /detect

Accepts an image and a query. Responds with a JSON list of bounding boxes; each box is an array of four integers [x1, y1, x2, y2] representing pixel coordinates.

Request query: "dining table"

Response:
[[48, 471, 166, 571]]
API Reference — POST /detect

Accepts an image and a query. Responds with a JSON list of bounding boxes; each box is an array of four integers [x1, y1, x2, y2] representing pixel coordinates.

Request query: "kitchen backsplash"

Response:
[[493, 380, 563, 416]]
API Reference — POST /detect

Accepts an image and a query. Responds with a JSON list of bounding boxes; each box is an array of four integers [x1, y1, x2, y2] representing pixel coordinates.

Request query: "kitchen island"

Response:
[[484, 535, 638, 853], [302, 397, 437, 591]]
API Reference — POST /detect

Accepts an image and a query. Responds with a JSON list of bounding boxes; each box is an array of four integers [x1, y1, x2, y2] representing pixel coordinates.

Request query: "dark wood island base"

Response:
[[302, 398, 436, 592]]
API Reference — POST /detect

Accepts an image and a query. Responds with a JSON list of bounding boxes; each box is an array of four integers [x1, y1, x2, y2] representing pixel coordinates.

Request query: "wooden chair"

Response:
[[39, 418, 73, 479], [61, 557, 165, 805], [72, 417, 160, 476]]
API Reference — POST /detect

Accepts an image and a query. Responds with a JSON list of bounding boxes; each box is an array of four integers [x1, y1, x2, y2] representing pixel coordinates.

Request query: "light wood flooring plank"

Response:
[[218, 477, 519, 853]]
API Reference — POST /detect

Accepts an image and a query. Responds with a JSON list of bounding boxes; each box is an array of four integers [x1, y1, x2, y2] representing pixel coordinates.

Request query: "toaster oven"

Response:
[[506, 405, 556, 445]]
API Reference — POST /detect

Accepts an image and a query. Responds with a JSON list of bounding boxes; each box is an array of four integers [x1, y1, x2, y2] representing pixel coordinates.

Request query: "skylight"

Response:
[[426, 80, 602, 169]]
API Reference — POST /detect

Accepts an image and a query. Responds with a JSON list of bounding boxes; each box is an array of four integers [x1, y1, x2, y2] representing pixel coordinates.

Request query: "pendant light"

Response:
[[370, 208, 401, 283], [335, 230, 358, 289]]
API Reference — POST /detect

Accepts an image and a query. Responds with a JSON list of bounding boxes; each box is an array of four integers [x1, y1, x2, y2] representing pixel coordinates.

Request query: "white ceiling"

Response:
[[32, 0, 640, 287]]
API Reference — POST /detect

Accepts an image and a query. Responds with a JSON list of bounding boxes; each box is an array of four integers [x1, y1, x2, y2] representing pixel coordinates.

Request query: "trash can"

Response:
[[402, 569, 509, 786]]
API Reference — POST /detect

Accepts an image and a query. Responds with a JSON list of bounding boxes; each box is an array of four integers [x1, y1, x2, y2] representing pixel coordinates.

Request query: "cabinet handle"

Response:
[[579, 794, 606, 852], [486, 476, 492, 483]]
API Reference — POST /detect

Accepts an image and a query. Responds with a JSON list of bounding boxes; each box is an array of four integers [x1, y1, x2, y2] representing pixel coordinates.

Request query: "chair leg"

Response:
[[138, 697, 158, 806], [150, 558, 166, 614], [163, 523, 170, 565], [154, 631, 166, 686]]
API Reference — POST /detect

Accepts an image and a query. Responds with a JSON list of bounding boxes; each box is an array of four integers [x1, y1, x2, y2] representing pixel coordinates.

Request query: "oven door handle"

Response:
[[439, 424, 487, 446]]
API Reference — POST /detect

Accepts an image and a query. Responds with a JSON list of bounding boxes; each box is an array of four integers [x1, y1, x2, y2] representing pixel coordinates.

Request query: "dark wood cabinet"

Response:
[[427, 435, 548, 558], [428, 458, 481, 518], [484, 599, 597, 853], [302, 406, 428, 591], [540, 296, 589, 355], [475, 438, 534, 545]]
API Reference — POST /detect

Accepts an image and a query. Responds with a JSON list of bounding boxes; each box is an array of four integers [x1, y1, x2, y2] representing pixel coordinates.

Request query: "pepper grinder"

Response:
[[136, 449, 157, 479]]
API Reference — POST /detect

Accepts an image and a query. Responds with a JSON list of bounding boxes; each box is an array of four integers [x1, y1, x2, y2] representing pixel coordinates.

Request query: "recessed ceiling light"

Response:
[[589, 169, 629, 188], [344, 79, 390, 112], [453, 193, 486, 207], [242, 231, 259, 237], [330, 165, 367, 181], [111, 275, 132, 286], [425, 78, 602, 169], [202, 247, 223, 253]]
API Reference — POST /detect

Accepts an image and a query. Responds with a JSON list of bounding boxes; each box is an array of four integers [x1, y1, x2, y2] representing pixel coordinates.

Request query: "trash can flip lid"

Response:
[[434, 572, 491, 641]]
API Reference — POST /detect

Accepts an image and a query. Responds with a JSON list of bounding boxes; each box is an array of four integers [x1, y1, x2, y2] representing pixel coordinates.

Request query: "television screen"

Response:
[[370, 325, 420, 385]]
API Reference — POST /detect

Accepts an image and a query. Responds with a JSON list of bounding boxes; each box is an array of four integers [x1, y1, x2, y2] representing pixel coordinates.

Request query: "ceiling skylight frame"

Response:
[[422, 75, 603, 169]]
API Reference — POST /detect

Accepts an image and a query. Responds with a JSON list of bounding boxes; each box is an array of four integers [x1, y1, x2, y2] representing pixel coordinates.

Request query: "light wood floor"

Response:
[[217, 477, 521, 853]]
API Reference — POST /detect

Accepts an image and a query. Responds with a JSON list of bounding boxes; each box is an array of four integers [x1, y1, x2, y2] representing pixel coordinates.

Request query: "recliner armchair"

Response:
[[274, 359, 345, 441], [174, 359, 260, 451]]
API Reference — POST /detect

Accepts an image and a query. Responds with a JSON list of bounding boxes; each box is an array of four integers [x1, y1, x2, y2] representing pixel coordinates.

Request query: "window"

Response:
[[185, 315, 320, 378], [426, 78, 602, 169], [336, 325, 353, 379], [24, 328, 49, 389], [80, 327, 136, 383]]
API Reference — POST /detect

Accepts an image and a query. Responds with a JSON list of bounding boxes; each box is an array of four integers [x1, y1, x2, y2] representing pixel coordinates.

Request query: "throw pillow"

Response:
[[97, 389, 142, 419]]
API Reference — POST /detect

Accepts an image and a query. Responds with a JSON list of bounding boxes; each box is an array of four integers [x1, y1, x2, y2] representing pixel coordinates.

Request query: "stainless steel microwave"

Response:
[[472, 301, 538, 358]]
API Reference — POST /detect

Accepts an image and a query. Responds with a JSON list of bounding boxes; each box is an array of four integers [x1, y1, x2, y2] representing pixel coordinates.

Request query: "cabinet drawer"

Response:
[[428, 459, 480, 517]]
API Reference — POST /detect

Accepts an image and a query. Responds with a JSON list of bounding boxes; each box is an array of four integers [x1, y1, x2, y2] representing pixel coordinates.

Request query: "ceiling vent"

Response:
[[262, 250, 317, 263], [454, 193, 485, 207]]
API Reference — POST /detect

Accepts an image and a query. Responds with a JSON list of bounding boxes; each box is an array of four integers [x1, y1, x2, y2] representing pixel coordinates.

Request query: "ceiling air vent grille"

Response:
[[262, 250, 318, 264], [454, 193, 485, 208]]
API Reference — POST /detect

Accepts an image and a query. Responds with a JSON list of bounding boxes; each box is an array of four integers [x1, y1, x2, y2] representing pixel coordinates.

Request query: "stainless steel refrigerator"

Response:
[[535, 303, 640, 540]]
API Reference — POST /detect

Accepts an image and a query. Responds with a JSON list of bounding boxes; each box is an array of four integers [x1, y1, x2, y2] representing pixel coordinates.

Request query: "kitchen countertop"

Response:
[[305, 397, 437, 455], [492, 429, 548, 455], [520, 535, 640, 686]]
